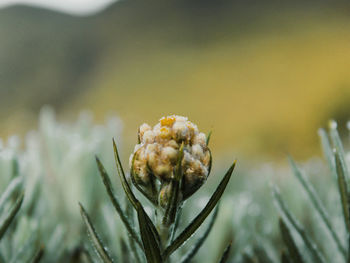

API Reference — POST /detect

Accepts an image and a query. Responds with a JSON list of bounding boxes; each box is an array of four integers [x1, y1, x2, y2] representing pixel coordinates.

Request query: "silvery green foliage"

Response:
[[191, 144, 346, 263], [0, 140, 41, 263], [197, 164, 296, 263], [28, 107, 121, 230], [4, 107, 350, 263], [0, 107, 123, 262], [272, 121, 350, 263]]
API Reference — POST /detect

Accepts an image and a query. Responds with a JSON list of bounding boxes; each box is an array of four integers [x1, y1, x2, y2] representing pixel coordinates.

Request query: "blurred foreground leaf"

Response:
[[218, 242, 232, 263], [289, 157, 346, 257], [335, 150, 350, 233], [96, 156, 142, 248], [79, 203, 114, 263], [279, 217, 304, 263], [0, 177, 22, 214], [180, 205, 219, 263], [0, 192, 24, 240], [273, 186, 325, 263]]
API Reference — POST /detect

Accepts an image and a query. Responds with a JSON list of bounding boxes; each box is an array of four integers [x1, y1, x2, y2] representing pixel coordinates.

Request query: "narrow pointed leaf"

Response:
[[137, 208, 162, 263], [79, 203, 114, 263], [30, 245, 45, 263], [125, 195, 135, 228], [0, 176, 22, 214], [96, 157, 142, 248], [170, 205, 182, 243], [125, 199, 143, 263], [0, 192, 24, 240], [206, 132, 213, 176], [113, 139, 138, 209], [279, 217, 305, 263], [289, 157, 346, 257], [218, 242, 232, 263], [163, 142, 184, 226], [140, 206, 161, 247], [335, 150, 350, 233], [272, 186, 325, 263], [318, 128, 337, 180], [180, 205, 219, 263], [208, 149, 212, 176], [163, 161, 236, 259], [329, 121, 350, 183], [206, 131, 212, 146], [112, 139, 161, 248]]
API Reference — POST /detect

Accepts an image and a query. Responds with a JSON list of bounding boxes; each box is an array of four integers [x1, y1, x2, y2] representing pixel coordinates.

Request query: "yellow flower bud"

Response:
[[130, 115, 211, 207]]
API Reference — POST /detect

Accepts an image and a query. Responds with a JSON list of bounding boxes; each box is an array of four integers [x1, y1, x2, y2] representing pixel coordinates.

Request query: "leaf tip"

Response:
[[78, 202, 85, 213], [230, 160, 237, 174], [112, 138, 117, 150], [206, 131, 212, 146]]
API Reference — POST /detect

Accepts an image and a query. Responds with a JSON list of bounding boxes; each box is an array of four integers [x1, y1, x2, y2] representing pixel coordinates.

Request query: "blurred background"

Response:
[[1, 0, 350, 161]]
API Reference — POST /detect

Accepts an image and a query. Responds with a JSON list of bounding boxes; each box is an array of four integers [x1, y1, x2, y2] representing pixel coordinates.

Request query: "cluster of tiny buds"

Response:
[[130, 115, 211, 206]]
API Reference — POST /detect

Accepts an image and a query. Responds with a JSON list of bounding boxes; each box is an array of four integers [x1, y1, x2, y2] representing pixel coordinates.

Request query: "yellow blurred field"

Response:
[[1, 5, 350, 161], [65, 9, 350, 159]]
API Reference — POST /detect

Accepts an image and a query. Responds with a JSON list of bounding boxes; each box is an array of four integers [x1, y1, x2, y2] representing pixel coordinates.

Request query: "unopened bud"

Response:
[[130, 115, 211, 207]]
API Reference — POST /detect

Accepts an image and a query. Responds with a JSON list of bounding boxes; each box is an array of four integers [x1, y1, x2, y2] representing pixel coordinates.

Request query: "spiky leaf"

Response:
[[95, 157, 142, 248], [137, 208, 163, 263], [0, 192, 24, 240], [113, 139, 139, 209], [0, 176, 22, 214], [79, 203, 114, 263], [30, 245, 45, 263], [113, 139, 162, 260], [318, 128, 337, 180], [335, 150, 350, 233], [279, 217, 305, 263], [206, 131, 212, 146], [289, 156, 345, 257], [329, 121, 350, 182], [273, 186, 325, 263], [163, 161, 236, 259], [218, 242, 232, 263], [180, 205, 219, 263]]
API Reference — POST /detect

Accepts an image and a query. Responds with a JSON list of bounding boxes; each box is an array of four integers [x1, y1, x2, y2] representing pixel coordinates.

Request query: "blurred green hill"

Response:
[[1, 0, 350, 159]]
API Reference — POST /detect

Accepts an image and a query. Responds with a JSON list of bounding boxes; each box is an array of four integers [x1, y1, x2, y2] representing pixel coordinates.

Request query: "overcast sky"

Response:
[[0, 0, 117, 15]]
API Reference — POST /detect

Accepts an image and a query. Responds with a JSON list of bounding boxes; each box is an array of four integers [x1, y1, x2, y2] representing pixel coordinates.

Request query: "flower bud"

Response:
[[130, 115, 211, 207]]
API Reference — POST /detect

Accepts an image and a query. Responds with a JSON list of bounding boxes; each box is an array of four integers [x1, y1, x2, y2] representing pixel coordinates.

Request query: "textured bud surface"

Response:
[[130, 115, 211, 205]]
